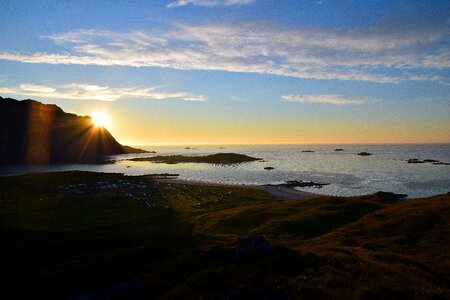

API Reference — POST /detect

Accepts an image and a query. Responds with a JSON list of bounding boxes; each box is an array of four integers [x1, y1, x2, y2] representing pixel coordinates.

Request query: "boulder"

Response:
[[357, 152, 372, 156]]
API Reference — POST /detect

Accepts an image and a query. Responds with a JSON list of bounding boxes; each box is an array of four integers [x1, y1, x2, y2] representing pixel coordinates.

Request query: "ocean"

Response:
[[1, 144, 449, 198]]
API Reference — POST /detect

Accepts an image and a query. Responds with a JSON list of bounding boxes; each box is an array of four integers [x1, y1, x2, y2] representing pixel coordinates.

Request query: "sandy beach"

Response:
[[152, 177, 320, 200]]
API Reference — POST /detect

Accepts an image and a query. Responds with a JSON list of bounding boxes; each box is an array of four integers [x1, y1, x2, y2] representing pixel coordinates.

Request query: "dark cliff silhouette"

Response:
[[0, 97, 146, 165]]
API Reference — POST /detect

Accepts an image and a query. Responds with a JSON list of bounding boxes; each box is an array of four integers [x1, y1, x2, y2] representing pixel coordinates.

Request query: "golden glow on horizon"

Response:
[[91, 112, 110, 128], [108, 118, 450, 146], [70, 105, 450, 146]]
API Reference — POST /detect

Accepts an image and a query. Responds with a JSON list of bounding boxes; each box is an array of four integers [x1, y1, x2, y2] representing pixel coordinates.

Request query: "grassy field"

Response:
[[0, 171, 448, 299]]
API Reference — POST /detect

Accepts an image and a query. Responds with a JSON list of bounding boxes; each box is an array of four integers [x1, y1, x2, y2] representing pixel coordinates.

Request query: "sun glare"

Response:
[[91, 112, 110, 128]]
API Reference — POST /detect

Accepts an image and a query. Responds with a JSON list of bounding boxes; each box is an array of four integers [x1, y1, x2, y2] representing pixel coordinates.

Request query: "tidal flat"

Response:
[[0, 171, 449, 299]]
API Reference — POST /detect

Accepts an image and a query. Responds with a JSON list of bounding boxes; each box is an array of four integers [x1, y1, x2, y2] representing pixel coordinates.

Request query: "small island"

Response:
[[357, 152, 372, 156], [127, 153, 262, 164], [275, 180, 330, 189], [407, 158, 449, 165]]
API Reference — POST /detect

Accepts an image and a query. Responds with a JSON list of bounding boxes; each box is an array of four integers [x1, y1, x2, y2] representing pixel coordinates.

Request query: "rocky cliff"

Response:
[[0, 97, 146, 165]]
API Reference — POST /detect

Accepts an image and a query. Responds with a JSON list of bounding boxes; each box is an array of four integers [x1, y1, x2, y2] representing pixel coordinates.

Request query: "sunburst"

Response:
[[91, 112, 110, 128]]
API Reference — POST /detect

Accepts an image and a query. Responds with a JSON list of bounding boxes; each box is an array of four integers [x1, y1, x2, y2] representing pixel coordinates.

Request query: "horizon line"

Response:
[[123, 142, 450, 147]]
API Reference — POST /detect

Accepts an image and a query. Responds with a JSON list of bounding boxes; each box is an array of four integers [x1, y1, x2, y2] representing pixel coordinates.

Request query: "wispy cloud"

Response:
[[20, 83, 56, 93], [0, 9, 448, 84], [167, 0, 255, 8], [0, 87, 14, 94], [0, 83, 206, 101], [281, 94, 374, 105]]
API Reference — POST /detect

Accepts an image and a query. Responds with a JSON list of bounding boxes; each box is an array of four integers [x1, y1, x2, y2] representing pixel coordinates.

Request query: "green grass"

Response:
[[0, 171, 449, 299], [0, 206, 166, 232]]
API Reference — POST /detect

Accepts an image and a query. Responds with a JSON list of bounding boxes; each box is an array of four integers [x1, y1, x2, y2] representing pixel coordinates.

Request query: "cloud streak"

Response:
[[281, 94, 373, 105], [167, 0, 255, 8], [0, 9, 448, 84], [0, 83, 206, 102]]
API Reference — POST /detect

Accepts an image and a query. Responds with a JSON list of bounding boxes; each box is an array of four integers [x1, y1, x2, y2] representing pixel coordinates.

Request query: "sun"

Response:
[[91, 112, 110, 128]]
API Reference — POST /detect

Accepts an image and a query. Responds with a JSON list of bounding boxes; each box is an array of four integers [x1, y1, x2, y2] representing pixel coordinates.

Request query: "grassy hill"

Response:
[[0, 172, 448, 299]]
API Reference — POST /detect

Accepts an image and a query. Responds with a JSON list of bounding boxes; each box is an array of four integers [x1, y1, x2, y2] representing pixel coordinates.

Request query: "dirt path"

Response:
[[259, 185, 321, 200]]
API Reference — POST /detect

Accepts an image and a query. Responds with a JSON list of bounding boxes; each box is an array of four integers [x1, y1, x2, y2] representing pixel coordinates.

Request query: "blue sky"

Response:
[[0, 0, 449, 144]]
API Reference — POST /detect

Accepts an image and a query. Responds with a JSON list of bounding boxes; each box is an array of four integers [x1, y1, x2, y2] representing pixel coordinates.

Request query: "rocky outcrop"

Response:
[[199, 235, 276, 261], [407, 158, 449, 165], [274, 180, 330, 189], [357, 152, 372, 156]]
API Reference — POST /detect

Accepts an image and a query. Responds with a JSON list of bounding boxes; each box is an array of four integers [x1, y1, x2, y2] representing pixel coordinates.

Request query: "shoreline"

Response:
[[152, 177, 321, 200], [2, 170, 445, 199]]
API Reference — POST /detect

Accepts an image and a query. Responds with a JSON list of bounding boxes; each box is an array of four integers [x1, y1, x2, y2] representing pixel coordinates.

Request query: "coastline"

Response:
[[152, 177, 321, 200], [1, 170, 449, 298]]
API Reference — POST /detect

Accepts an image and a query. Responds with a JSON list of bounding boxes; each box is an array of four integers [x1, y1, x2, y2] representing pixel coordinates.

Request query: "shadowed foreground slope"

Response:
[[0, 172, 448, 299], [0, 97, 145, 165]]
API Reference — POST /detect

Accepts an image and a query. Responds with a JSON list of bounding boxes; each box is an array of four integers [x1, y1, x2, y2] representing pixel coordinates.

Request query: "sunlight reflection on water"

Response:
[[1, 144, 449, 198]]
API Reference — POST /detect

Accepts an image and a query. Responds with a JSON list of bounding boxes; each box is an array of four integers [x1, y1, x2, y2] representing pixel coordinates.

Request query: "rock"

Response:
[[373, 191, 408, 202], [334, 148, 344, 151], [144, 173, 179, 179], [279, 180, 330, 188], [406, 158, 449, 165], [357, 152, 372, 156], [232, 235, 275, 257], [199, 234, 275, 261], [423, 159, 439, 163], [233, 245, 253, 256], [264, 166, 275, 170], [433, 162, 450, 165], [407, 158, 425, 163], [198, 246, 233, 260]]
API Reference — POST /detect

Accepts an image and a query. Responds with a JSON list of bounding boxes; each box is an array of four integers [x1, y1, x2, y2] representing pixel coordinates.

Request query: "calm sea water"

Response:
[[1, 144, 449, 198]]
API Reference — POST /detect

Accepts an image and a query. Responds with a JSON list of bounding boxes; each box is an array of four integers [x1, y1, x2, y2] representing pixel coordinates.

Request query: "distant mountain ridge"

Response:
[[0, 96, 146, 165]]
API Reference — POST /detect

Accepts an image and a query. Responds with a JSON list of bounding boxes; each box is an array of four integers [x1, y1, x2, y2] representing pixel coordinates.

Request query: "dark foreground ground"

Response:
[[0, 171, 448, 299]]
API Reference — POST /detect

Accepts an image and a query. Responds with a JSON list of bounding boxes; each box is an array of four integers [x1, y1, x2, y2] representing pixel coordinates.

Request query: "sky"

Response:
[[0, 0, 449, 145]]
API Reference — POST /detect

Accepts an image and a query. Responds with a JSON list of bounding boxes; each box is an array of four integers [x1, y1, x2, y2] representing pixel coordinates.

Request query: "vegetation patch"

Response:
[[0, 171, 449, 299], [127, 153, 262, 164]]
